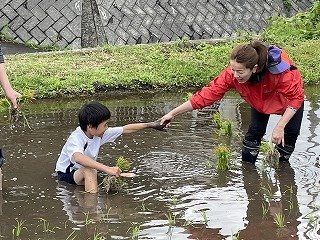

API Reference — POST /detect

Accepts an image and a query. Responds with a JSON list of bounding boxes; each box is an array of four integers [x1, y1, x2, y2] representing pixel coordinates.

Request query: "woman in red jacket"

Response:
[[160, 40, 304, 164]]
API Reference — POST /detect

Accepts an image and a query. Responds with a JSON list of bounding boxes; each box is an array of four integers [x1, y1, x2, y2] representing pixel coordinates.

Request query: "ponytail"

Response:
[[230, 40, 268, 73]]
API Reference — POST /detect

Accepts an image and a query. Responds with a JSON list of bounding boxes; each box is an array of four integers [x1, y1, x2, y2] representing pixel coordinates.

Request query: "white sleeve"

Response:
[[101, 127, 123, 145], [65, 134, 86, 163]]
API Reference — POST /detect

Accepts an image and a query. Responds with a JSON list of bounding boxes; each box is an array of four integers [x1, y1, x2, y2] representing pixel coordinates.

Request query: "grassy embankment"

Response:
[[2, 1, 320, 99]]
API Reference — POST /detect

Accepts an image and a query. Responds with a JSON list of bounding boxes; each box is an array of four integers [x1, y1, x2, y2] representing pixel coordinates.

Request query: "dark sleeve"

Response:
[[0, 45, 4, 64]]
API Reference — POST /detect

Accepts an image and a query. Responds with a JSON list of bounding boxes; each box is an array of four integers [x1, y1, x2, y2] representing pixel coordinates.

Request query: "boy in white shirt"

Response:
[[55, 101, 165, 193]]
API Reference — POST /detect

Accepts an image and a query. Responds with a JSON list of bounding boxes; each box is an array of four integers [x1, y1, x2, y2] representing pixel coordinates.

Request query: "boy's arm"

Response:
[[122, 121, 167, 134], [73, 152, 121, 177]]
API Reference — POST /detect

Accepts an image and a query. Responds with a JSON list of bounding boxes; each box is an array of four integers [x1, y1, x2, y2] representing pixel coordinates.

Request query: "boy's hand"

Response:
[[108, 166, 122, 177], [148, 119, 170, 131]]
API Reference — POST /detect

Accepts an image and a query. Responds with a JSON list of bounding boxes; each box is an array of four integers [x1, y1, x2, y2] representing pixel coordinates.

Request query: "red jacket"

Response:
[[190, 65, 304, 115]]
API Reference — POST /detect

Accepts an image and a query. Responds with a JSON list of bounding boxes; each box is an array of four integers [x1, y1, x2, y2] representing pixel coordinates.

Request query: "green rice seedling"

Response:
[[262, 202, 269, 219], [84, 212, 95, 226], [212, 112, 222, 128], [140, 199, 152, 212], [260, 141, 271, 154], [260, 183, 274, 201], [288, 199, 294, 212], [284, 184, 294, 195], [100, 156, 131, 193], [284, 184, 295, 212], [100, 175, 128, 193], [303, 213, 319, 228], [260, 141, 280, 169], [165, 212, 176, 227], [232, 232, 242, 240], [127, 223, 140, 240], [214, 144, 231, 171], [217, 119, 233, 136], [204, 159, 214, 169], [169, 196, 179, 205], [199, 209, 209, 225], [101, 204, 112, 222], [307, 213, 317, 224], [274, 213, 285, 228], [116, 156, 131, 172], [141, 200, 147, 211], [183, 219, 194, 227], [36, 218, 60, 234], [211, 112, 233, 136], [12, 219, 27, 238], [64, 220, 70, 229], [66, 230, 77, 240], [92, 230, 106, 240]]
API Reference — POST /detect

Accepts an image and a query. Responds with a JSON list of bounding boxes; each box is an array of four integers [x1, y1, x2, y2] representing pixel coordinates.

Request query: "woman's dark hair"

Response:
[[230, 40, 268, 73], [78, 101, 111, 131]]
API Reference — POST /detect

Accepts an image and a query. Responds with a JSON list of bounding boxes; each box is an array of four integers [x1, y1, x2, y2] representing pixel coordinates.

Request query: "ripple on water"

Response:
[[137, 151, 210, 178]]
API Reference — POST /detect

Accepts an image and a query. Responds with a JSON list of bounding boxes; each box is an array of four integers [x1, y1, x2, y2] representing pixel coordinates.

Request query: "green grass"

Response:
[[4, 42, 231, 99], [1, 2, 320, 99]]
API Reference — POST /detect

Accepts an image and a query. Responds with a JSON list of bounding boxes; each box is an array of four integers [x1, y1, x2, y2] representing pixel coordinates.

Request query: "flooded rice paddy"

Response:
[[0, 89, 319, 240]]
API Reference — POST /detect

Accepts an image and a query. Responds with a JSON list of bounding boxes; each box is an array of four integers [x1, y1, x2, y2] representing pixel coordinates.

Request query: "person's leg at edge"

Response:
[[0, 149, 4, 191], [74, 167, 98, 193], [242, 108, 270, 164], [276, 102, 304, 162]]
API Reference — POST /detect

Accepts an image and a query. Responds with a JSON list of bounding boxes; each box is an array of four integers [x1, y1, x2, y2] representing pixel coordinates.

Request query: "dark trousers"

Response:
[[242, 103, 304, 163]]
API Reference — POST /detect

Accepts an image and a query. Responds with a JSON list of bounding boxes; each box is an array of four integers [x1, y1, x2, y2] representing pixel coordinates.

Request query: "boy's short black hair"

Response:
[[78, 101, 111, 131]]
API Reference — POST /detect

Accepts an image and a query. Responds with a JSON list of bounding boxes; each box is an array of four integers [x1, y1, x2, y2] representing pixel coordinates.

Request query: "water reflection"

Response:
[[56, 183, 99, 227], [56, 181, 120, 238], [239, 162, 300, 239]]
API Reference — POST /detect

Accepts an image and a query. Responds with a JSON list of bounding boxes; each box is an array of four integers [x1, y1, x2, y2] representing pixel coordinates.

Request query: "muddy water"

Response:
[[0, 90, 319, 240]]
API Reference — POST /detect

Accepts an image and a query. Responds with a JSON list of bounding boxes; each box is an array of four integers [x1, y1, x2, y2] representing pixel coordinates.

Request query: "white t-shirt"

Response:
[[55, 126, 123, 173]]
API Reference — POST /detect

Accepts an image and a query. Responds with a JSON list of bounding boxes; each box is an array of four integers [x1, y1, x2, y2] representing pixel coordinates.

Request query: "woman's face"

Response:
[[230, 60, 257, 83]]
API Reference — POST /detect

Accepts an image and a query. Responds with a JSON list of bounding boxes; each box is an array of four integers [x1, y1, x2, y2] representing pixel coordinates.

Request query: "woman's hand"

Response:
[[159, 101, 194, 126], [272, 125, 285, 146], [160, 112, 174, 126], [148, 119, 171, 131]]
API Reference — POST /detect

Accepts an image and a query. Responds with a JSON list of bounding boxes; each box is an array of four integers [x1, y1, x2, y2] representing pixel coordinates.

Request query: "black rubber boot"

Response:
[[275, 144, 294, 162], [242, 139, 260, 164]]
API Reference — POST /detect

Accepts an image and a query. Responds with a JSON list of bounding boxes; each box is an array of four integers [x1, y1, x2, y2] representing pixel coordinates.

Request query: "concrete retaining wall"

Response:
[[0, 0, 315, 50]]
